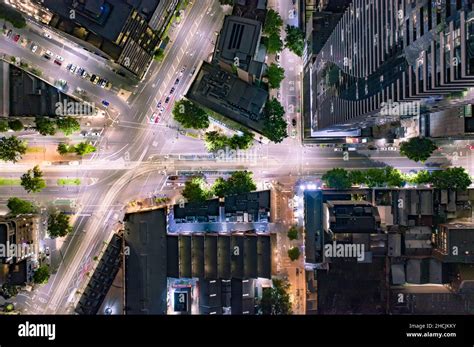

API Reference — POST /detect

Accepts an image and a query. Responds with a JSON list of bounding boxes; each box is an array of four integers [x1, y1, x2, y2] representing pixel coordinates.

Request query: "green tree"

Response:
[[263, 98, 287, 143], [0, 120, 8, 132], [48, 212, 73, 238], [400, 137, 437, 163], [259, 278, 292, 315], [56, 117, 80, 136], [287, 225, 298, 240], [364, 168, 388, 188], [33, 265, 50, 284], [7, 197, 37, 215], [8, 119, 23, 131], [412, 170, 432, 185], [4, 303, 14, 312], [228, 130, 254, 150], [430, 167, 472, 190], [205, 130, 254, 152], [153, 48, 165, 62], [35, 118, 57, 136], [266, 63, 285, 89], [285, 25, 305, 57], [20, 165, 46, 193], [288, 247, 301, 261], [223, 171, 257, 195], [74, 142, 96, 156], [264, 9, 283, 36], [348, 170, 365, 185], [57, 143, 71, 155], [264, 33, 284, 54], [182, 177, 211, 202], [211, 171, 257, 197], [0, 136, 27, 163], [385, 167, 405, 187], [173, 100, 210, 130], [212, 177, 229, 198], [322, 168, 352, 189], [204, 131, 228, 151], [0, 3, 26, 28]]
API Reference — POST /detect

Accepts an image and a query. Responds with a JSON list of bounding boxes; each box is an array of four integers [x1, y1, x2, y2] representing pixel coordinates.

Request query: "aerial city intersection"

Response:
[[0, 0, 474, 345]]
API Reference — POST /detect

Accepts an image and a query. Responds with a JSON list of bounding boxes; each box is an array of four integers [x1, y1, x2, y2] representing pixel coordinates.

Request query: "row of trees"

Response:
[[322, 167, 472, 191], [182, 171, 257, 202], [0, 119, 24, 132], [204, 130, 254, 152], [173, 98, 287, 144], [58, 142, 96, 156], [36, 117, 80, 136], [262, 10, 305, 57]]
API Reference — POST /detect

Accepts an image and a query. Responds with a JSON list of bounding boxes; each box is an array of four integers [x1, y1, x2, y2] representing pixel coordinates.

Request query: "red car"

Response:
[[13, 34, 20, 43]]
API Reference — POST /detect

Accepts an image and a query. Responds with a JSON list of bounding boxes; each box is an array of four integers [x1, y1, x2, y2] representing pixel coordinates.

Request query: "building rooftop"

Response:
[[215, 16, 262, 72], [124, 208, 168, 314], [43, 0, 160, 42], [7, 64, 76, 117], [186, 62, 268, 134]]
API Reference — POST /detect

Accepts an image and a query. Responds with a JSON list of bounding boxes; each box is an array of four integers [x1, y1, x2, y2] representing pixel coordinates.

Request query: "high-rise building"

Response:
[[37, 0, 179, 79], [304, 0, 474, 138]]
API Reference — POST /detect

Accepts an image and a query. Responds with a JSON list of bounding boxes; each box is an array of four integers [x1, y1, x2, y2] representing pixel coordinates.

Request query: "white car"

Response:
[[43, 32, 52, 39], [334, 147, 343, 152], [68, 161, 80, 166], [291, 128, 297, 138], [55, 55, 64, 62], [275, 52, 281, 62], [31, 44, 38, 53]]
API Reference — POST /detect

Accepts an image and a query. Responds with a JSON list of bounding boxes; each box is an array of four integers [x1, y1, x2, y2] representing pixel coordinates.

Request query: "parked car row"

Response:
[[5, 29, 113, 92]]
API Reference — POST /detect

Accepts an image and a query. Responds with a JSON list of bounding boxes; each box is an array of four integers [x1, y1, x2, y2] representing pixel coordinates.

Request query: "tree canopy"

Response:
[[7, 197, 37, 215], [204, 130, 254, 152], [33, 265, 50, 284], [287, 225, 298, 240], [56, 117, 80, 136], [264, 9, 283, 36], [288, 247, 301, 261], [0, 136, 27, 163], [173, 100, 210, 130], [264, 33, 284, 54], [266, 63, 285, 89], [322, 168, 352, 189], [35, 117, 57, 136], [74, 142, 97, 156], [8, 119, 24, 132], [182, 177, 212, 203], [263, 98, 287, 143], [400, 137, 438, 162], [21, 165, 46, 193], [285, 25, 305, 57], [430, 167, 472, 190], [211, 171, 257, 197], [259, 278, 292, 315], [48, 212, 73, 238], [0, 120, 8, 132]]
